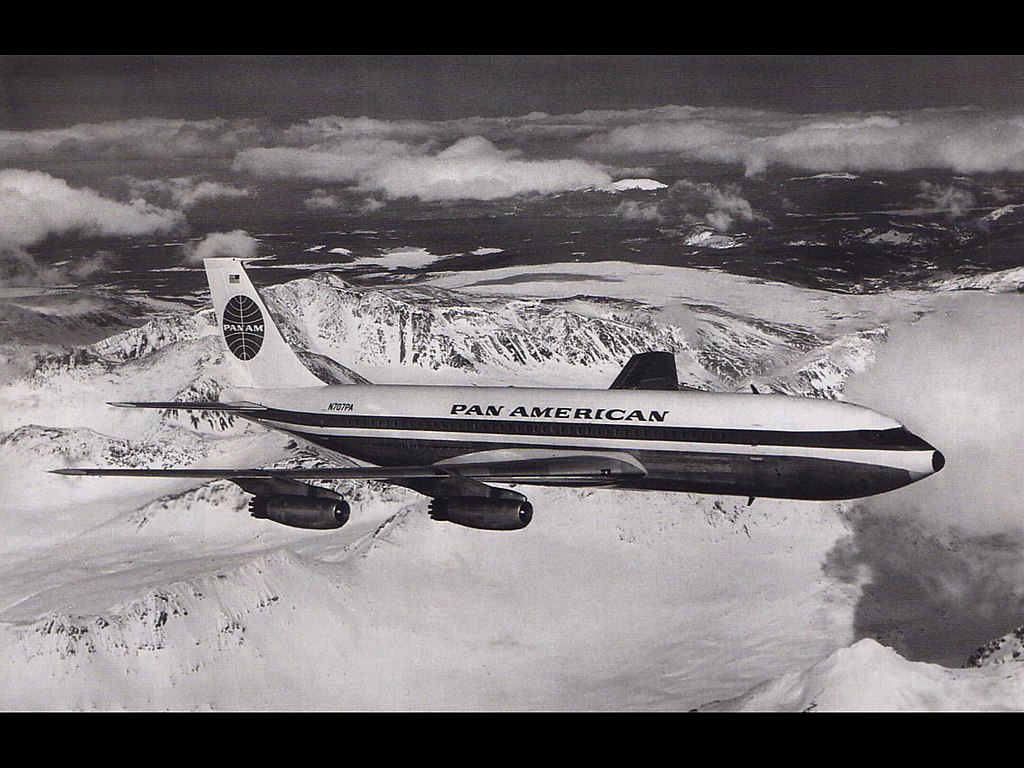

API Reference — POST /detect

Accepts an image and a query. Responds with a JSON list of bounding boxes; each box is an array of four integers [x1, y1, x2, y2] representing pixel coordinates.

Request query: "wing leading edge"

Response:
[[108, 401, 266, 412]]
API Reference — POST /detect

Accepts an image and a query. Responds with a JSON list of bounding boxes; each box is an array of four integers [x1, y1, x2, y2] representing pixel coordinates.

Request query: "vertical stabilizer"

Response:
[[204, 258, 324, 388]]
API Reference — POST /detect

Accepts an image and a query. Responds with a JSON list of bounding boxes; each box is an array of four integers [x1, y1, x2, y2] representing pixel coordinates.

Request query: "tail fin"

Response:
[[204, 258, 324, 388]]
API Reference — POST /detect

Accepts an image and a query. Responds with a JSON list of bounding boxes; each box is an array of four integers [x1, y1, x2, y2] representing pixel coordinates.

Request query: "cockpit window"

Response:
[[864, 427, 932, 449]]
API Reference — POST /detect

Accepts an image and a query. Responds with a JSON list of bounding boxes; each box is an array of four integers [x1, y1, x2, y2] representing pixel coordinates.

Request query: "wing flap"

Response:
[[51, 450, 647, 486], [436, 448, 647, 485]]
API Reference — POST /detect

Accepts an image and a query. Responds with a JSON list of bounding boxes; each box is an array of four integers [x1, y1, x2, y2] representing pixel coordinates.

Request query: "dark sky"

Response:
[[2, 55, 1023, 130]]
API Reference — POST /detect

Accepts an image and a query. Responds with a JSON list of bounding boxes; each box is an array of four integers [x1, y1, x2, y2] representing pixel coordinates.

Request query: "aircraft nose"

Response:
[[932, 449, 945, 473]]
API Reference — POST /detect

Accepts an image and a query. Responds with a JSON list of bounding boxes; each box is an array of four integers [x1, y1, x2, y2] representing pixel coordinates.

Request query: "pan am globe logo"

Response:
[[222, 295, 265, 360]]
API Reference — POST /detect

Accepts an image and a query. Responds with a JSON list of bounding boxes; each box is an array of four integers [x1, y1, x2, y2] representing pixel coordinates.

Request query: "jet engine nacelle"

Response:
[[249, 494, 351, 530], [429, 497, 534, 531]]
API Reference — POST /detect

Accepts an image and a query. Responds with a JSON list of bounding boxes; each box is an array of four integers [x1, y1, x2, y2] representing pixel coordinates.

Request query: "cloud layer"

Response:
[[0, 247, 115, 289], [2, 106, 1023, 211], [0, 169, 183, 248], [126, 176, 251, 209], [916, 181, 977, 218], [834, 293, 1024, 665], [235, 135, 613, 201], [0, 117, 264, 160], [182, 230, 260, 264], [846, 293, 1024, 534], [585, 108, 1024, 176], [612, 180, 766, 231]]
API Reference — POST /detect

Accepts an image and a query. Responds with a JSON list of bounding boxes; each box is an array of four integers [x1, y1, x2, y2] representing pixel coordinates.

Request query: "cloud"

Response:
[[275, 111, 647, 148], [8, 107, 1024, 206], [845, 294, 1024, 534], [830, 293, 1024, 665], [0, 247, 113, 288], [365, 136, 612, 201], [303, 189, 340, 211], [824, 508, 1024, 667], [591, 119, 743, 158], [66, 251, 114, 280], [669, 180, 767, 231], [232, 137, 419, 182], [9, 108, 1024, 211], [0, 246, 60, 287], [235, 135, 612, 201], [0, 169, 183, 248], [302, 189, 386, 214], [819, 294, 1024, 667], [614, 200, 665, 222], [182, 230, 259, 264], [584, 107, 1024, 176], [0, 118, 267, 160], [916, 181, 977, 218], [280, 115, 441, 145], [609, 179, 764, 230], [126, 177, 251, 209]]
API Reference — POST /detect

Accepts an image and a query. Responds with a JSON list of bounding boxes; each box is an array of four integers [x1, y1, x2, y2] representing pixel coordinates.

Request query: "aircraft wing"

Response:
[[51, 449, 647, 491], [108, 401, 267, 412], [52, 466, 443, 480]]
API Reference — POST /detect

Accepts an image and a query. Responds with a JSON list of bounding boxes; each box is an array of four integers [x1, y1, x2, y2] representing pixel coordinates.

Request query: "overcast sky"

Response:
[[2, 55, 1023, 129], [2, 55, 1023, 273]]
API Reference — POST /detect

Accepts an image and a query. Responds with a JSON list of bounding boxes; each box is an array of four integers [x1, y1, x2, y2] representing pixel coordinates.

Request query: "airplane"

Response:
[[52, 258, 945, 532]]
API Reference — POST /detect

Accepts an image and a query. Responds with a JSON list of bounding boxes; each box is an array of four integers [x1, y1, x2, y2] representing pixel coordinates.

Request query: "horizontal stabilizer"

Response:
[[609, 351, 679, 391], [108, 401, 267, 412]]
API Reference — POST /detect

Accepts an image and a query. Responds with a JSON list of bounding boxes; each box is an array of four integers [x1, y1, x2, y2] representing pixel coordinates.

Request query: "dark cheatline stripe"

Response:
[[281, 431, 920, 500], [253, 408, 932, 451]]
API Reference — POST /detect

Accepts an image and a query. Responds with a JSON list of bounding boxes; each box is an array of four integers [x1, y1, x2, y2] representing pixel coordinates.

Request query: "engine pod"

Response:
[[250, 495, 351, 530], [429, 497, 533, 531]]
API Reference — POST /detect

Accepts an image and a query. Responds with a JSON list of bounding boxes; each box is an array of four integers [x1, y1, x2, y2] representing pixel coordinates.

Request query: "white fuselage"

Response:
[[222, 384, 943, 501]]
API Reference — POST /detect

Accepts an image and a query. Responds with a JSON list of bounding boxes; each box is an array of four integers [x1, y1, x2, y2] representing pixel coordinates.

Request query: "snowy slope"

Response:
[[0, 290, 184, 346], [930, 265, 1024, 293], [968, 625, 1024, 667], [0, 490, 856, 710], [258, 269, 901, 392], [700, 639, 1024, 712], [601, 178, 668, 192], [1, 262, 1020, 710]]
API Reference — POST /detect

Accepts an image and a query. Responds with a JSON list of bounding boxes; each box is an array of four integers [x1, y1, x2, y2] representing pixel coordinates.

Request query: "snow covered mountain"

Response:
[[257, 270, 890, 394], [601, 178, 668, 193], [700, 639, 1024, 712], [0, 290, 182, 347], [967, 625, 1024, 667], [930, 265, 1024, 293], [1, 264, 1021, 710], [263, 272, 691, 381], [0, 488, 857, 710], [8, 268, 891, 400]]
